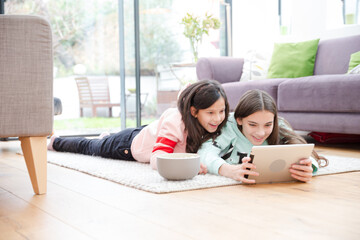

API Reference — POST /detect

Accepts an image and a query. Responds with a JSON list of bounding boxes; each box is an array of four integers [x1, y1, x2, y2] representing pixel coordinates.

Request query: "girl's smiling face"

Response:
[[191, 97, 226, 133], [236, 110, 274, 145]]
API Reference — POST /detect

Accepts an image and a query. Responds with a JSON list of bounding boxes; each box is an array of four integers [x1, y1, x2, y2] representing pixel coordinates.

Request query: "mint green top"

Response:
[[198, 113, 319, 175]]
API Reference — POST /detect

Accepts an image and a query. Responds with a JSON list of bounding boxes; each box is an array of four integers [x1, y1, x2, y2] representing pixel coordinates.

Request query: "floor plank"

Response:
[[0, 161, 192, 240], [0, 187, 91, 240]]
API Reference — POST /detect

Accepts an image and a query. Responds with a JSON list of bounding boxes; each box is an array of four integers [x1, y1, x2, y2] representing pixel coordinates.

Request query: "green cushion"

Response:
[[267, 39, 320, 78], [347, 51, 360, 72]]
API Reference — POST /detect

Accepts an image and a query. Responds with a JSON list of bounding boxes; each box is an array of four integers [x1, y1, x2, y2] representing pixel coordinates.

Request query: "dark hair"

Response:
[[234, 89, 279, 145], [234, 89, 328, 167], [178, 80, 229, 153]]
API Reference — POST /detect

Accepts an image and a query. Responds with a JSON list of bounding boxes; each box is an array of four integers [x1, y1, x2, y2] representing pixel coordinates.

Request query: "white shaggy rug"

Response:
[[47, 151, 360, 193]]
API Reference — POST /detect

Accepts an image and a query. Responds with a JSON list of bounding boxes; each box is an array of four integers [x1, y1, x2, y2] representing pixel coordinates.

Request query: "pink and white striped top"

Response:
[[131, 108, 187, 169]]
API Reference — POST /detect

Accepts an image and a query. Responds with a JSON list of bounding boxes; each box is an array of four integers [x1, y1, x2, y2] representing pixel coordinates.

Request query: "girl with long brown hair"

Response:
[[48, 80, 229, 173], [198, 89, 328, 182]]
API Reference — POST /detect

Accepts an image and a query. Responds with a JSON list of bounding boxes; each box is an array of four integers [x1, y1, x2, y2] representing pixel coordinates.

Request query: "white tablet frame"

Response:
[[247, 144, 314, 184]]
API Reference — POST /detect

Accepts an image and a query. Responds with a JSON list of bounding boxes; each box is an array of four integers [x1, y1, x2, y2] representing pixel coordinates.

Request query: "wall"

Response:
[[231, 0, 359, 57], [232, 0, 278, 57]]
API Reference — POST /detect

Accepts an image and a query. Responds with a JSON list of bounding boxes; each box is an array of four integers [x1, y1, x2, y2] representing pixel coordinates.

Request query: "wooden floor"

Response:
[[1, 140, 360, 240]]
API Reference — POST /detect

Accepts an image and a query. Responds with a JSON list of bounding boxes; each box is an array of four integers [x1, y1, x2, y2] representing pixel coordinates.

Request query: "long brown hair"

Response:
[[234, 89, 328, 167], [177, 80, 229, 153]]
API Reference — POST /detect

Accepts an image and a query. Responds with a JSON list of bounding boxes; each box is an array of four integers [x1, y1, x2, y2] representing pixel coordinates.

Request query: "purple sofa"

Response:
[[196, 34, 360, 135]]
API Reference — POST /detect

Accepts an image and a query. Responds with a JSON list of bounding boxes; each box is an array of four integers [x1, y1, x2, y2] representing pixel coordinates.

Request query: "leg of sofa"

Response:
[[19, 136, 47, 195]]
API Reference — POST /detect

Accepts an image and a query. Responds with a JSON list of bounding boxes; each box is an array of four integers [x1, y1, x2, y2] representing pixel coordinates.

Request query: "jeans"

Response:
[[53, 126, 146, 161]]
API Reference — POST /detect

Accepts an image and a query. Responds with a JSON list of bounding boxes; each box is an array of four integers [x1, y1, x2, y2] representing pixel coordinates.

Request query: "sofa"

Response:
[[196, 34, 360, 135], [0, 15, 53, 194]]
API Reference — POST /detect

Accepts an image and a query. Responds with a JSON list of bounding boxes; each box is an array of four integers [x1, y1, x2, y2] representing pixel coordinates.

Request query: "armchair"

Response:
[[0, 15, 53, 194]]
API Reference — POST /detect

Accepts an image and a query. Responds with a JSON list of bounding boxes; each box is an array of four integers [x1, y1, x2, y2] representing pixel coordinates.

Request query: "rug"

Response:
[[47, 151, 360, 193]]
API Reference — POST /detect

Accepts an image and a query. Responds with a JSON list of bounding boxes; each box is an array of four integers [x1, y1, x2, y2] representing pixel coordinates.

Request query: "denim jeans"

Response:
[[53, 126, 146, 161]]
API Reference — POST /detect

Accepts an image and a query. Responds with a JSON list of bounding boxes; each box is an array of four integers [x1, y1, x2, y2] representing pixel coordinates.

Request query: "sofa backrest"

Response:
[[314, 34, 360, 75]]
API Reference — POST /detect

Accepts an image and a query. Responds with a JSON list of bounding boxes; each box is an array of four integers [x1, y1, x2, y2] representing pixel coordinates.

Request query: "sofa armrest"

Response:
[[196, 57, 244, 84], [0, 15, 53, 137]]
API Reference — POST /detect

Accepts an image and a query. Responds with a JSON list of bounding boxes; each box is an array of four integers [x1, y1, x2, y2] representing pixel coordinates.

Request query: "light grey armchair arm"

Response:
[[0, 15, 53, 194]]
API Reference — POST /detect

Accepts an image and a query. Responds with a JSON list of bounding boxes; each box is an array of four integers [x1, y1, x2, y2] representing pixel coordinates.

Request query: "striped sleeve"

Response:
[[152, 137, 177, 153], [149, 109, 185, 169]]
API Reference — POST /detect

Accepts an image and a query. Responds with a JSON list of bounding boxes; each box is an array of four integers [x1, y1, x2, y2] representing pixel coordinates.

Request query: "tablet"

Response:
[[247, 144, 314, 184]]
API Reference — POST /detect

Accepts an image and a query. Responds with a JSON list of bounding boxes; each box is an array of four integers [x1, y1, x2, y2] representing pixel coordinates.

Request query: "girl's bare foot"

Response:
[[47, 135, 59, 150]]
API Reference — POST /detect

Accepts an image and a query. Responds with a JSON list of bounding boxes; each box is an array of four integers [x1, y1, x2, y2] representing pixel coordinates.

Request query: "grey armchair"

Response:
[[0, 15, 53, 194]]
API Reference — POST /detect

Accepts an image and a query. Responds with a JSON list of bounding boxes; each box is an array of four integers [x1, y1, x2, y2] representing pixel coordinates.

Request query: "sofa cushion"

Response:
[[314, 35, 360, 75], [348, 64, 360, 74], [277, 74, 360, 113], [222, 78, 287, 111], [279, 112, 360, 134], [267, 39, 319, 78], [239, 50, 270, 81], [348, 51, 360, 72]]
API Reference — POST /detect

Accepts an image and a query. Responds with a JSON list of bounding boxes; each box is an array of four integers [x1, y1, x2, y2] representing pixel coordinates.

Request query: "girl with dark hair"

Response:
[[198, 89, 328, 182], [48, 80, 229, 172]]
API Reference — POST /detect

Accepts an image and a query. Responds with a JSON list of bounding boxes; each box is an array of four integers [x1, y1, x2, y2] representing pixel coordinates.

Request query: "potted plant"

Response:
[[181, 12, 220, 63]]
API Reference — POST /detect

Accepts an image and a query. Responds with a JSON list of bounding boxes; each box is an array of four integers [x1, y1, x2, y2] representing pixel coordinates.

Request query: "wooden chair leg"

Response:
[[19, 136, 47, 195]]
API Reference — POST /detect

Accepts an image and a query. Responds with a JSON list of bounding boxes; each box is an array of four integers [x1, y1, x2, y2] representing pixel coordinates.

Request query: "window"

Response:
[[5, 0, 230, 135]]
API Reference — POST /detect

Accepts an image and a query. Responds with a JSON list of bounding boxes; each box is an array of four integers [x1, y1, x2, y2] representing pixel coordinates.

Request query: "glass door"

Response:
[[127, 0, 227, 126]]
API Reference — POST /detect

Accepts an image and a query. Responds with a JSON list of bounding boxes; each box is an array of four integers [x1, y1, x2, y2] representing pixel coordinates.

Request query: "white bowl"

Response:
[[157, 153, 200, 180]]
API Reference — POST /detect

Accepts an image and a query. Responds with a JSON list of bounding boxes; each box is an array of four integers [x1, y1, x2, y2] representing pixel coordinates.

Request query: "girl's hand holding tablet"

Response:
[[290, 158, 313, 182], [218, 157, 259, 183]]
